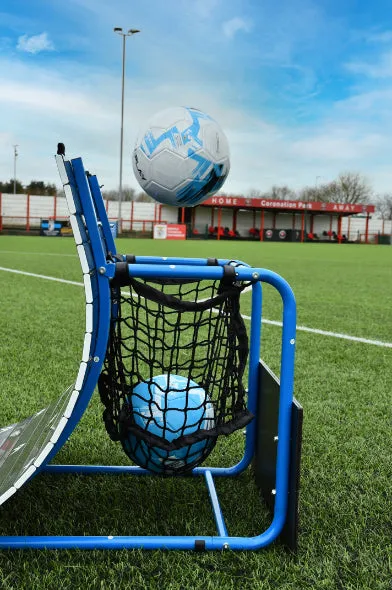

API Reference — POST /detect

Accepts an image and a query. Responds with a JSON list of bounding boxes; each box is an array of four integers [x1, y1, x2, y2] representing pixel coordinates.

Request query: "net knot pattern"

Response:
[[98, 265, 253, 474]]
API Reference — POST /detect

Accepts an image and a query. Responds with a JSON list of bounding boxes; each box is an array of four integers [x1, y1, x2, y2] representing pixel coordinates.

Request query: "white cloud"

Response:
[[2, 56, 392, 197], [366, 30, 392, 44], [17, 32, 54, 54], [345, 50, 392, 78], [192, 0, 221, 20], [334, 88, 392, 113], [290, 132, 386, 162], [222, 17, 252, 39], [3, 13, 392, 199], [0, 80, 114, 120]]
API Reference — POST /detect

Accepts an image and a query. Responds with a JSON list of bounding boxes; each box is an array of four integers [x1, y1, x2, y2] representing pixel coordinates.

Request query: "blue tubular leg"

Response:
[[204, 470, 228, 537]]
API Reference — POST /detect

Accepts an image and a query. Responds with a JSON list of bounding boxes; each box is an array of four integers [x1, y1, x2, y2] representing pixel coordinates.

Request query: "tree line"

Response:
[[0, 179, 153, 203], [101, 187, 154, 203], [244, 172, 392, 220], [0, 179, 58, 196], [102, 172, 392, 216], [1, 171, 391, 219]]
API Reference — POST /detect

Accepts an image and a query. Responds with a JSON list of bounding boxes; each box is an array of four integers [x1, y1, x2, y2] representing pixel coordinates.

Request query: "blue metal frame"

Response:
[[40, 158, 112, 469], [0, 154, 296, 551]]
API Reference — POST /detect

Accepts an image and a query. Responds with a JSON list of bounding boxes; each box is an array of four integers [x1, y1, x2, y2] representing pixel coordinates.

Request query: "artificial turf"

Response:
[[0, 235, 390, 589]]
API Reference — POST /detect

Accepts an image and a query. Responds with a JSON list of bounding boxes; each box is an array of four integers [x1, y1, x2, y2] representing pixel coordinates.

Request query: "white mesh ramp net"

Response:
[[0, 154, 98, 507]]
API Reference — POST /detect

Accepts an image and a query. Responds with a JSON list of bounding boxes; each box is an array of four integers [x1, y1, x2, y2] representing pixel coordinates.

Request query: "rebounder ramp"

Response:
[[0, 148, 303, 551], [0, 153, 111, 508]]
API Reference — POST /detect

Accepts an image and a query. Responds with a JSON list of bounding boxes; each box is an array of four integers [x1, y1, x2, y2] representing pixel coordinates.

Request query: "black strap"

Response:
[[125, 275, 241, 313], [113, 261, 129, 287], [217, 264, 237, 294], [120, 408, 253, 451], [194, 540, 206, 552]]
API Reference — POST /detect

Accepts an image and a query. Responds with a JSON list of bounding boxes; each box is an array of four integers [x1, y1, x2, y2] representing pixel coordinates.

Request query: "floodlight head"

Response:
[[113, 27, 123, 33], [128, 29, 140, 35]]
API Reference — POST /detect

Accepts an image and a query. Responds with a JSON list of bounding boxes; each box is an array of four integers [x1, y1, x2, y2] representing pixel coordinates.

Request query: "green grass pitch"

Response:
[[0, 235, 390, 590]]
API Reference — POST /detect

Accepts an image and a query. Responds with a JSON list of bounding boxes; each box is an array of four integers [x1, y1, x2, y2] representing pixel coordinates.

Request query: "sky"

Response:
[[1, 0, 392, 196]]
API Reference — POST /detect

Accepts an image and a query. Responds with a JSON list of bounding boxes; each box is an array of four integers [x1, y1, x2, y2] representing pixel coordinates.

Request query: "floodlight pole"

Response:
[[13, 145, 18, 195], [114, 27, 140, 233]]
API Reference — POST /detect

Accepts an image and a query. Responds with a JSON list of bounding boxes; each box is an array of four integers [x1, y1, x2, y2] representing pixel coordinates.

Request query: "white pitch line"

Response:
[[0, 250, 77, 258], [0, 266, 82, 287], [0, 265, 391, 349], [240, 315, 392, 348]]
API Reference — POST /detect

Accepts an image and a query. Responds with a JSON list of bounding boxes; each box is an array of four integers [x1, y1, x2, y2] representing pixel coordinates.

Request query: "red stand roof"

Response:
[[201, 196, 375, 215]]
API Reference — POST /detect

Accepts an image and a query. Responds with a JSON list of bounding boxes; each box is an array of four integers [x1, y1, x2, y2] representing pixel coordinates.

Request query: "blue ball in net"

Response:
[[123, 374, 215, 474]]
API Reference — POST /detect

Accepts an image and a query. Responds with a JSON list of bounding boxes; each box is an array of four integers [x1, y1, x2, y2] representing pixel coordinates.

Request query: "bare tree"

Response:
[[298, 185, 327, 202], [247, 186, 297, 201], [93, 172, 372, 207], [268, 185, 297, 201], [323, 172, 373, 204], [376, 193, 392, 219], [246, 188, 263, 199], [101, 189, 117, 201], [299, 173, 373, 204], [135, 191, 154, 203], [102, 186, 137, 201]]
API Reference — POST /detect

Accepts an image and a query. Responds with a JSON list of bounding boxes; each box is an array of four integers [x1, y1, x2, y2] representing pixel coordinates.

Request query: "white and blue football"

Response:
[[123, 374, 216, 474], [132, 106, 230, 207]]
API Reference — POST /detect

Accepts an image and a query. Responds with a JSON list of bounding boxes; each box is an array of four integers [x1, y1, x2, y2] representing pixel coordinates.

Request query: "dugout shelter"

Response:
[[188, 196, 376, 244]]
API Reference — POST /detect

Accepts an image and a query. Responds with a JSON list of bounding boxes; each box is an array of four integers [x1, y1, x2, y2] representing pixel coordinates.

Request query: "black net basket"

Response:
[[98, 262, 254, 475]]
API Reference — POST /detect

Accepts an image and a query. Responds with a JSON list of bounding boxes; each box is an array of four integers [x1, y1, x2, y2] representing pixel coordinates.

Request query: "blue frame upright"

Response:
[[0, 153, 297, 551]]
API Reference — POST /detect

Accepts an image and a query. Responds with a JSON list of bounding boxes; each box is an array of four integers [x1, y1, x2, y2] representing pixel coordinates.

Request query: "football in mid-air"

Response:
[[132, 106, 230, 207], [123, 374, 216, 474]]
